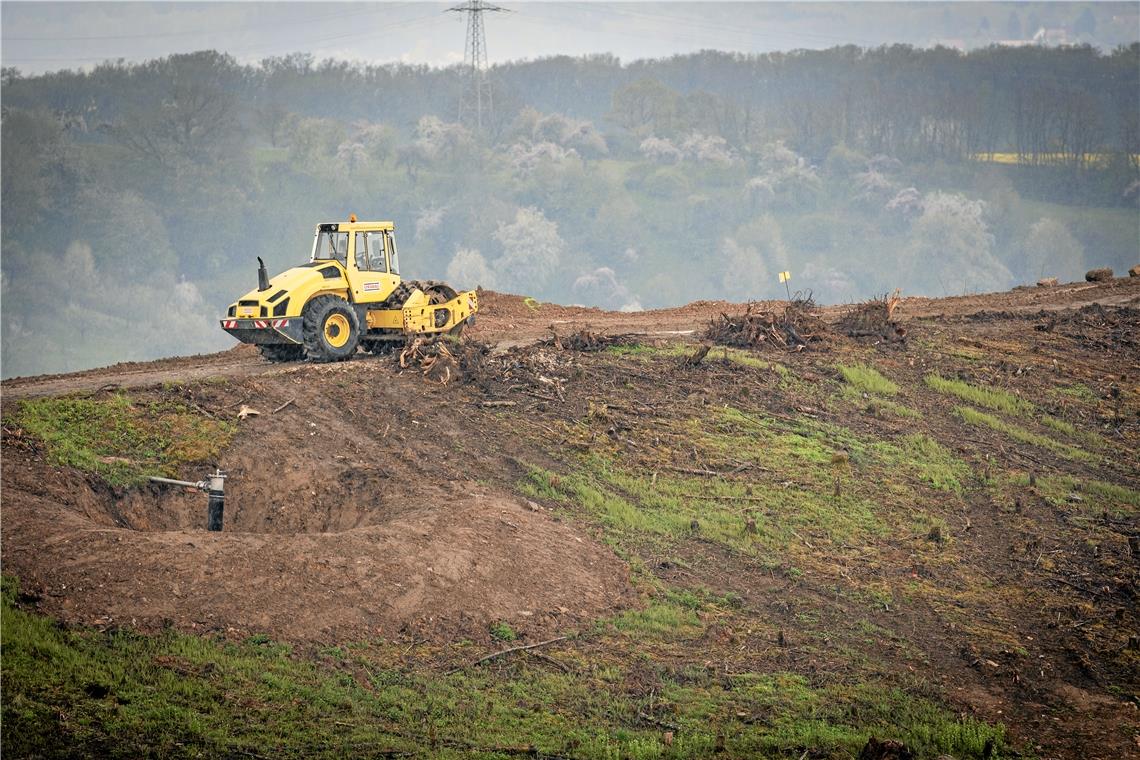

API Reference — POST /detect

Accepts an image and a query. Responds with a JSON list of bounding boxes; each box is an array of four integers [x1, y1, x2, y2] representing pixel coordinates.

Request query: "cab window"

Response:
[[386, 232, 400, 275], [355, 232, 387, 272], [313, 231, 348, 265]]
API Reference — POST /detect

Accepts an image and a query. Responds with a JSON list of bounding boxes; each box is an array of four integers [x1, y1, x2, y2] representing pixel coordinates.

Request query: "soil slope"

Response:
[[2, 276, 1139, 758]]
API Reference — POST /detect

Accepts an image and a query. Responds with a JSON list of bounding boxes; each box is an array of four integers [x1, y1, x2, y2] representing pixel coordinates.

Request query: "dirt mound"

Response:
[[0, 367, 637, 642], [2, 465, 632, 642]]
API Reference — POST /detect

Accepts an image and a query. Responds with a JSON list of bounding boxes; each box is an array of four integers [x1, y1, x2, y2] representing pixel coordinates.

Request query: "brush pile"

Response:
[[837, 290, 906, 341], [397, 338, 494, 386], [705, 297, 828, 351]]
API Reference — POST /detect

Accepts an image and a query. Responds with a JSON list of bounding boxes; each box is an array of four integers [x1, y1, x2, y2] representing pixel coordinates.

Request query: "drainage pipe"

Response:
[[148, 469, 227, 532]]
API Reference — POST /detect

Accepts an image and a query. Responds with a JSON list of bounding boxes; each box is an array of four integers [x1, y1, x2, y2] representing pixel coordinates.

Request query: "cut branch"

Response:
[[448, 635, 569, 674]]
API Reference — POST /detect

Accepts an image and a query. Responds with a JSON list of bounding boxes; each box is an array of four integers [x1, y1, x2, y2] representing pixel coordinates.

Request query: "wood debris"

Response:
[[837, 289, 906, 341], [543, 328, 628, 352], [396, 338, 497, 386], [704, 296, 828, 351]]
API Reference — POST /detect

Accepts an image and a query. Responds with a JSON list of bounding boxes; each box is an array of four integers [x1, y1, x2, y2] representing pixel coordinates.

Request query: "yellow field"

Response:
[[971, 152, 1139, 168]]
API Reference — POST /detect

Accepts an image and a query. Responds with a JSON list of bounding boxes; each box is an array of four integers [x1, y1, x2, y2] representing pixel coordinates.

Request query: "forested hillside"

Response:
[[2, 44, 1138, 376]]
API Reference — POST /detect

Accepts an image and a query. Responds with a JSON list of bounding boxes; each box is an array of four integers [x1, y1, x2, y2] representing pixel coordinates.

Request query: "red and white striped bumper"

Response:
[[219, 317, 303, 345]]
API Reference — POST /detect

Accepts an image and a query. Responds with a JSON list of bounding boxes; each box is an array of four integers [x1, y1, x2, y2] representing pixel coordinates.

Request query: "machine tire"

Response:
[[424, 283, 459, 304], [302, 295, 360, 362], [257, 344, 305, 363], [423, 283, 459, 331], [381, 282, 415, 309]]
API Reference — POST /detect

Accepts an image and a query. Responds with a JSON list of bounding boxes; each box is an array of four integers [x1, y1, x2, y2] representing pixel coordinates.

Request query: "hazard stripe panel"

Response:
[[222, 319, 288, 329]]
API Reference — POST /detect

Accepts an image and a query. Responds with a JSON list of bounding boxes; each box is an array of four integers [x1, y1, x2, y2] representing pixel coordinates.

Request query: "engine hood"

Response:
[[226, 261, 347, 318]]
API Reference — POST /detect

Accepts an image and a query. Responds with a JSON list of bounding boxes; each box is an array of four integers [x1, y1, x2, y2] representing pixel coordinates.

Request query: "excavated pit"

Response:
[[1, 441, 636, 642], [98, 464, 416, 534], [0, 364, 638, 641], [11, 451, 420, 535]]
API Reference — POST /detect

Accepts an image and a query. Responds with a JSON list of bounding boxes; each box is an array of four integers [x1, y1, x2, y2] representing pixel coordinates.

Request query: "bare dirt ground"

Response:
[[2, 275, 1139, 757], [1, 355, 636, 643], [6, 277, 1135, 400]]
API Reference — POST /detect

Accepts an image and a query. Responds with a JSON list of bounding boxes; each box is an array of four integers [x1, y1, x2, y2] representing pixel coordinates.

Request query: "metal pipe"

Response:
[[204, 470, 226, 532], [148, 476, 204, 489], [148, 469, 227, 531]]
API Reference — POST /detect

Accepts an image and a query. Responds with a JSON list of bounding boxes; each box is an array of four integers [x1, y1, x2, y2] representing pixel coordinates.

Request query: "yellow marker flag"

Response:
[[778, 271, 791, 283]]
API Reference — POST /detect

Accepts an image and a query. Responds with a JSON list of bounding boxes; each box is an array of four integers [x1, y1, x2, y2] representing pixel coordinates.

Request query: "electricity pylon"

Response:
[[447, 0, 508, 131]]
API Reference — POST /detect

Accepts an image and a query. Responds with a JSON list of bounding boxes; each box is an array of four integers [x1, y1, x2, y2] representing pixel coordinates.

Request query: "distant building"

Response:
[[996, 39, 1033, 47]]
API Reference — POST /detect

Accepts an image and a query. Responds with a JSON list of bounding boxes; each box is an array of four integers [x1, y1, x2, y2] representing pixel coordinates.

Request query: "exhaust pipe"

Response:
[[257, 257, 271, 292]]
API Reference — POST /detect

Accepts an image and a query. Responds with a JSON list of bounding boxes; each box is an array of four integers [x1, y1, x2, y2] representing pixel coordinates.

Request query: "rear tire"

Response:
[[302, 295, 360, 362], [257, 344, 305, 363]]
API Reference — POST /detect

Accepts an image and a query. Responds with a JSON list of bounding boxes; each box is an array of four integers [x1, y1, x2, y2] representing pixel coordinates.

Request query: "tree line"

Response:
[[1, 44, 1137, 377], [5, 44, 1136, 168]]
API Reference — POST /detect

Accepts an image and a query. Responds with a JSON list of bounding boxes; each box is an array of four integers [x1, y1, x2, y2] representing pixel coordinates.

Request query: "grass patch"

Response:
[[1041, 415, 1103, 449], [725, 674, 1004, 758], [608, 341, 778, 371], [839, 386, 921, 418], [955, 406, 1093, 462], [890, 434, 972, 495], [610, 601, 702, 639], [521, 447, 884, 558], [1053, 383, 1098, 403], [1014, 474, 1140, 517], [10, 394, 234, 486], [605, 341, 692, 360], [1, 576, 1007, 759], [1041, 415, 1077, 436], [837, 363, 898, 396], [925, 374, 1034, 417], [488, 621, 517, 642]]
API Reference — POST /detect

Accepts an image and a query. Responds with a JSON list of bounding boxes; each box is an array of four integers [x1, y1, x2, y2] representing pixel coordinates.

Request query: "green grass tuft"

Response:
[[489, 621, 517, 642], [893, 434, 972, 494], [837, 363, 899, 396], [1053, 383, 1098, 403], [955, 406, 1093, 462], [1041, 415, 1103, 449], [608, 341, 778, 371], [1014, 474, 1140, 517], [925, 375, 1034, 417]]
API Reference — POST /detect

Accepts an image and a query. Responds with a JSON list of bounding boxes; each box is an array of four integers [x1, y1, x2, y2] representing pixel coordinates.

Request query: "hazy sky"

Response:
[[2, 2, 1137, 74]]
